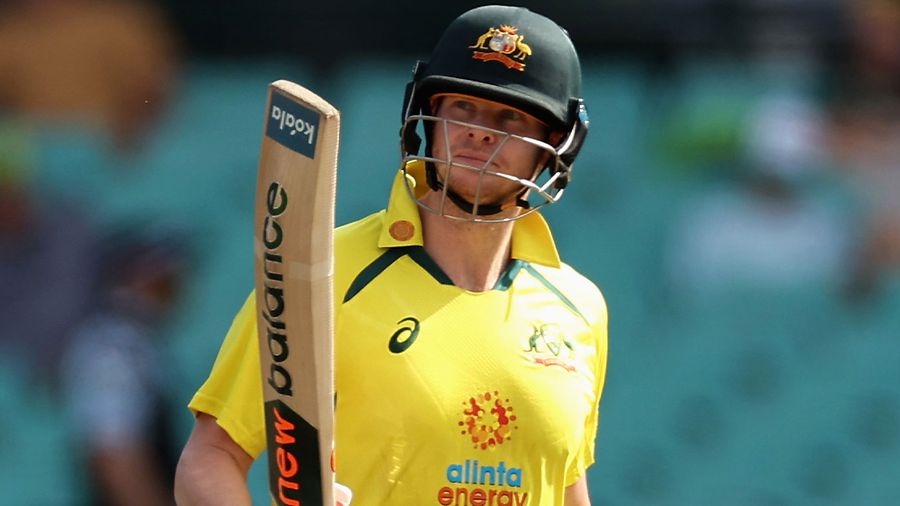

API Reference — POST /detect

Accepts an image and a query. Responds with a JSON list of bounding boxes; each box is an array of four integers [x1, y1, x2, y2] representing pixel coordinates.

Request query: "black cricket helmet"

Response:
[[400, 5, 589, 221]]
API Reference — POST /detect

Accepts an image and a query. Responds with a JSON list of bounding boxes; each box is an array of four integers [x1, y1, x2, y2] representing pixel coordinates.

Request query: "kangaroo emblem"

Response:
[[469, 25, 532, 71]]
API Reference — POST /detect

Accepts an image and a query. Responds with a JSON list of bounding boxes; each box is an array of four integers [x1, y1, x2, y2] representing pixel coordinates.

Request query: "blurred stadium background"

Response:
[[1, 0, 898, 504]]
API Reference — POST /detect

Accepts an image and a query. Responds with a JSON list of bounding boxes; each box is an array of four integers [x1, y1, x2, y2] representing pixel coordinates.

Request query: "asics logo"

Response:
[[389, 317, 420, 353]]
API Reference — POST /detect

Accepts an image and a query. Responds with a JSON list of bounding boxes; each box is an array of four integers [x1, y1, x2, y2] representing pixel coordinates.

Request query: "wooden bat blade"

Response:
[[254, 79, 339, 506]]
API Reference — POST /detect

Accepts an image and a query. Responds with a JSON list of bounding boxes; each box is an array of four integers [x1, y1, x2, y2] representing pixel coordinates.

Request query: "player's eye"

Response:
[[500, 109, 523, 122], [452, 99, 476, 112]]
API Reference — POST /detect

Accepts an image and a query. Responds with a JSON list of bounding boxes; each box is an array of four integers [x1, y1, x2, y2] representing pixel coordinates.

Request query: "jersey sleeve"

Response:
[[188, 292, 267, 458], [566, 288, 609, 486]]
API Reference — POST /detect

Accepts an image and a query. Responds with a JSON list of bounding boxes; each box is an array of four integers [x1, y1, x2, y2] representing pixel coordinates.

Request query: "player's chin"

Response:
[[450, 186, 523, 215], [448, 177, 511, 199], [446, 166, 518, 190]]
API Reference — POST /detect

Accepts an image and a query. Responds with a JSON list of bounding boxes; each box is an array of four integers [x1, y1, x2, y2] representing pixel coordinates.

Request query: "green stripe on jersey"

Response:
[[522, 263, 588, 325]]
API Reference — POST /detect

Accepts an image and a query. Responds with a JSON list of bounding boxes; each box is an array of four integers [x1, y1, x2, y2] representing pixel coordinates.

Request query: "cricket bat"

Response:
[[253, 80, 340, 506]]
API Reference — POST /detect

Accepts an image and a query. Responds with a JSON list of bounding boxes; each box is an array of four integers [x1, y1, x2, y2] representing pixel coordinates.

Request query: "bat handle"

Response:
[[334, 482, 353, 506]]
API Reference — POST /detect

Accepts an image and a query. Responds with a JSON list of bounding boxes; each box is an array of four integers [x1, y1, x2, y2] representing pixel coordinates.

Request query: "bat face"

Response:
[[255, 81, 340, 506]]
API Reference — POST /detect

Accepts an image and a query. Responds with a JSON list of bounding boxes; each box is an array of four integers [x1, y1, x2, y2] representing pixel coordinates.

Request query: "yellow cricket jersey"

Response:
[[189, 162, 609, 506]]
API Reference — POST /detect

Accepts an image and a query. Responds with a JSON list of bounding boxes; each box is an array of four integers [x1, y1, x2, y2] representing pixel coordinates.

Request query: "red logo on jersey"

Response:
[[458, 391, 518, 450]]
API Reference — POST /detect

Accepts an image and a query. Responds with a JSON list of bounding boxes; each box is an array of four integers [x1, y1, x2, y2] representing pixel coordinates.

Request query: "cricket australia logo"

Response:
[[524, 323, 577, 373], [469, 25, 532, 71]]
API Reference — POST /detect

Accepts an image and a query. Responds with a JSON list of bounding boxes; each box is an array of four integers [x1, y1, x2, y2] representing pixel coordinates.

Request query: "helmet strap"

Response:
[[424, 161, 532, 217]]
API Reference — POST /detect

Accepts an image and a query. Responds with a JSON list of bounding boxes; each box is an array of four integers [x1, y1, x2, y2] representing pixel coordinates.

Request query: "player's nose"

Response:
[[466, 124, 498, 144]]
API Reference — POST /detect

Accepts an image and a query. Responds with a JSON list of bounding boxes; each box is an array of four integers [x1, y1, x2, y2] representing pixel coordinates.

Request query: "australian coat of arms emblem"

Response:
[[469, 25, 532, 71]]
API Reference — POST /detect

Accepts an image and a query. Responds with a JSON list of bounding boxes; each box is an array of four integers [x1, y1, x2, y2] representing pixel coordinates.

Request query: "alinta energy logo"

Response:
[[439, 391, 527, 505], [438, 460, 528, 506], [458, 391, 518, 450]]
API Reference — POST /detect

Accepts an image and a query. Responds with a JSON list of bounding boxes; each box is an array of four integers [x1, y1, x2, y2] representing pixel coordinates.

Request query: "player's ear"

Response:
[[548, 131, 565, 146], [429, 95, 444, 115], [535, 135, 559, 169]]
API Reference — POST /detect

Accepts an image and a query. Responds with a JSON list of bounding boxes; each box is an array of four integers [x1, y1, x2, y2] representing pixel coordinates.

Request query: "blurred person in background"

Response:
[[0, 0, 178, 151], [61, 225, 190, 506], [0, 120, 98, 377], [826, 0, 900, 300], [665, 93, 853, 301]]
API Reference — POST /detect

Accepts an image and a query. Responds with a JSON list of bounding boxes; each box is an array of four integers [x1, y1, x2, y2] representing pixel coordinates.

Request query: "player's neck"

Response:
[[420, 207, 515, 293]]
